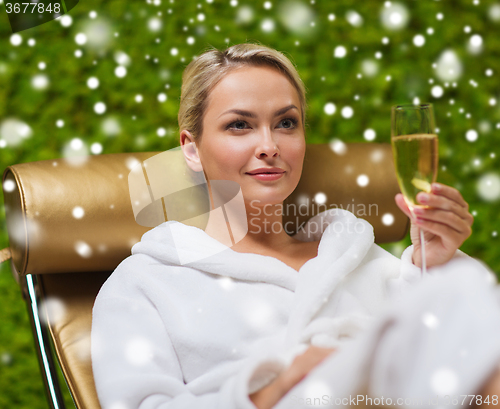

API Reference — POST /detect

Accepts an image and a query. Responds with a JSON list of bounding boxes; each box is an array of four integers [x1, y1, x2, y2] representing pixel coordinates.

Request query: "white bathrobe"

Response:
[[91, 209, 500, 409]]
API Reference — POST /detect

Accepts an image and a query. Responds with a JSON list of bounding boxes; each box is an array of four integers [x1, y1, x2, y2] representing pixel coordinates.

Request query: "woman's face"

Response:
[[190, 65, 306, 207]]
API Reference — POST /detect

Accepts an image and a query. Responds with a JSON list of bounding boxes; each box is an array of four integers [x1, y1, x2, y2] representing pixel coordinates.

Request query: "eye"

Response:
[[277, 118, 298, 129], [226, 120, 250, 130]]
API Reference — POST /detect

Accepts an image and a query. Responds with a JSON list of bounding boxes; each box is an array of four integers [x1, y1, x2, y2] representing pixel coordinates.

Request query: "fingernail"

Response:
[[418, 193, 429, 202], [413, 207, 424, 214], [432, 183, 441, 191]]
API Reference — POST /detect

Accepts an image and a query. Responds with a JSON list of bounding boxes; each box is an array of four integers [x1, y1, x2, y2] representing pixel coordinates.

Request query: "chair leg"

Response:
[[19, 272, 67, 409]]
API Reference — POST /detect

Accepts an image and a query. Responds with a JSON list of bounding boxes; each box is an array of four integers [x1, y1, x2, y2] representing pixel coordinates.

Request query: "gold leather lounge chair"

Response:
[[0, 143, 409, 409]]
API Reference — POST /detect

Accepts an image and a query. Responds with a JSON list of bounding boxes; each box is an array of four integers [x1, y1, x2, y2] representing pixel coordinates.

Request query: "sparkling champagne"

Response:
[[392, 133, 438, 208]]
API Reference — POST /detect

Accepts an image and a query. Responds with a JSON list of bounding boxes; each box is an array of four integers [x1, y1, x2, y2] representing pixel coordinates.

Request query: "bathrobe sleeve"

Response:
[[387, 244, 497, 299], [91, 267, 285, 409]]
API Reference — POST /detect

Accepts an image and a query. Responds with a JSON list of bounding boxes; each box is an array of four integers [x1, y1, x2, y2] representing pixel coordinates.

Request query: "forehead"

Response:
[[205, 66, 300, 113]]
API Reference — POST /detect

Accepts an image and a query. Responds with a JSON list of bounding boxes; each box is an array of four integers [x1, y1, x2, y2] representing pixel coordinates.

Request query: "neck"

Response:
[[203, 194, 294, 250]]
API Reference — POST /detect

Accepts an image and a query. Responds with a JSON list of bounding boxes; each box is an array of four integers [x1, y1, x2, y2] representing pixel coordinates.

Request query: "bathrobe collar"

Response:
[[132, 209, 375, 294]]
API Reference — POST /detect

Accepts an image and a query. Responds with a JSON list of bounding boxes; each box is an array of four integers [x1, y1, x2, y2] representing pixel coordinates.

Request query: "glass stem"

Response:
[[419, 227, 427, 276]]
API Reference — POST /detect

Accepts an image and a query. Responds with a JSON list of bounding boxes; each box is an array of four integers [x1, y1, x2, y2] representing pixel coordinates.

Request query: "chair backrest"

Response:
[[1, 143, 408, 409]]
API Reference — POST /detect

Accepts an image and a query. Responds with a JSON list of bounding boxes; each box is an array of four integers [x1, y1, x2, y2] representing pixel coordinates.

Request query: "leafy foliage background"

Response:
[[0, 0, 499, 407]]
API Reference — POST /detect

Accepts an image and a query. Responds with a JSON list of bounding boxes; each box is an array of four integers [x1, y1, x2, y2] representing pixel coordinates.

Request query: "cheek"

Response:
[[201, 141, 249, 176], [287, 138, 306, 172]]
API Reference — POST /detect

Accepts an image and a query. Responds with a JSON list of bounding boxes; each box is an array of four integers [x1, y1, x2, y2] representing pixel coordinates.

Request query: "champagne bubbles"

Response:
[[10, 34, 22, 46], [278, 1, 316, 36], [261, 18, 275, 32], [489, 4, 500, 22], [148, 17, 163, 32], [467, 34, 483, 54], [435, 50, 463, 82], [361, 59, 379, 77], [63, 138, 89, 166], [431, 85, 444, 98], [324, 102, 336, 115], [413, 34, 425, 47], [31, 74, 49, 90], [477, 173, 500, 202], [236, 6, 254, 24], [380, 2, 409, 31], [334, 46, 347, 58], [346, 10, 363, 27], [101, 117, 121, 136], [466, 129, 478, 142], [0, 119, 32, 147]]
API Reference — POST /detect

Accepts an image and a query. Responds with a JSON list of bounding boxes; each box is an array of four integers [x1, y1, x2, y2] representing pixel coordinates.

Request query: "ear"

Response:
[[180, 130, 203, 172]]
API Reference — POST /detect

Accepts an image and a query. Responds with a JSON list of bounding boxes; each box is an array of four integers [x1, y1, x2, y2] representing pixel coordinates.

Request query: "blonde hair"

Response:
[[178, 43, 306, 142]]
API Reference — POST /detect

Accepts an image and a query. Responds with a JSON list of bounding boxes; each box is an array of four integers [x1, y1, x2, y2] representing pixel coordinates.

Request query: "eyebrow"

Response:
[[218, 104, 299, 119]]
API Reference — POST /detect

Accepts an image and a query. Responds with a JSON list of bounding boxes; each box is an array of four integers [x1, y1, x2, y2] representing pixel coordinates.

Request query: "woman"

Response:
[[91, 43, 500, 409]]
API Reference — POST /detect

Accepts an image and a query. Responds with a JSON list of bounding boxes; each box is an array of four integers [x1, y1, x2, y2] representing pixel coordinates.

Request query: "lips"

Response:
[[246, 168, 285, 175]]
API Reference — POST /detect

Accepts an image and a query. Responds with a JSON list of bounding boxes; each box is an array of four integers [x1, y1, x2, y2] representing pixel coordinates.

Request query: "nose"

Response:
[[256, 128, 280, 158]]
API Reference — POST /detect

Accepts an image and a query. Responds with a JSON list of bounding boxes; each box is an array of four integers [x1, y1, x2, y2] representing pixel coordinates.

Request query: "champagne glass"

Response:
[[391, 103, 439, 275]]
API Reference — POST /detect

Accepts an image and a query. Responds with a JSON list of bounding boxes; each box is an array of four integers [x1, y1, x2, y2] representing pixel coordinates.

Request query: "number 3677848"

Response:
[[5, 3, 61, 13]]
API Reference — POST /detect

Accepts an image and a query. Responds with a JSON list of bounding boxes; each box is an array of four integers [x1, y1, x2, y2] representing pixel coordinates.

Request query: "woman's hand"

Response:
[[249, 346, 336, 409], [395, 182, 474, 269]]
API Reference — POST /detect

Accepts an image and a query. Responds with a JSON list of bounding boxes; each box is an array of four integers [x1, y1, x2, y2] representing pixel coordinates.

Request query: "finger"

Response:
[[413, 208, 473, 235], [395, 193, 414, 219], [416, 191, 471, 221], [415, 217, 471, 246], [430, 183, 469, 210]]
